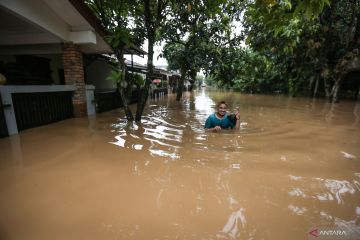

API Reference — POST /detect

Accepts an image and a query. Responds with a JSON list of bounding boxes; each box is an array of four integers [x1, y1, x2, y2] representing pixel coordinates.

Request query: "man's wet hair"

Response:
[[217, 101, 228, 108]]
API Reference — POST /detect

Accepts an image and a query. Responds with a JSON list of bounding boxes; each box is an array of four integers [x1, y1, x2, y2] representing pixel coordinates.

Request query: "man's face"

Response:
[[217, 104, 227, 116]]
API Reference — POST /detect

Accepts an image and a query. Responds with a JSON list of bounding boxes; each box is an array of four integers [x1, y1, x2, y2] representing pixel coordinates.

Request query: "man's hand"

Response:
[[235, 111, 240, 121], [213, 126, 222, 132], [235, 110, 240, 130]]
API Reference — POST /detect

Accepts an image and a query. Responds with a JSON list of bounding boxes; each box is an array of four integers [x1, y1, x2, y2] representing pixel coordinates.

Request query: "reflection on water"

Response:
[[0, 90, 360, 239], [218, 208, 247, 239]]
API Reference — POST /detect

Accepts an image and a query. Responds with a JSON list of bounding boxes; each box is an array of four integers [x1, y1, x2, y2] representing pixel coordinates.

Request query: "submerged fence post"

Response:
[[0, 86, 17, 135], [86, 85, 96, 116]]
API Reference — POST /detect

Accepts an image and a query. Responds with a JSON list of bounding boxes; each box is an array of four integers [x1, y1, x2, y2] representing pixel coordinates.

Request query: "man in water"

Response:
[[204, 101, 240, 132]]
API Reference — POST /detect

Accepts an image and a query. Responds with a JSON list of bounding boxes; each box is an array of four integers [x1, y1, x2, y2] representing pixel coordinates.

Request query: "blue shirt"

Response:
[[204, 113, 235, 129]]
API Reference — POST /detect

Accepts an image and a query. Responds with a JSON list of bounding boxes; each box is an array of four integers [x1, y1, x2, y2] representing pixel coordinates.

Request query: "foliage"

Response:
[[132, 73, 145, 87], [204, 75, 217, 87], [86, 0, 148, 121], [208, 0, 360, 101], [125, 72, 145, 88], [106, 69, 127, 88], [163, 43, 185, 72], [85, 0, 145, 47], [89, 0, 359, 107], [161, 0, 244, 99]]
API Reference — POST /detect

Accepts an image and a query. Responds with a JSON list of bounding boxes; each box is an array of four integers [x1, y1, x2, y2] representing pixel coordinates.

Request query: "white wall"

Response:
[[86, 59, 115, 90]]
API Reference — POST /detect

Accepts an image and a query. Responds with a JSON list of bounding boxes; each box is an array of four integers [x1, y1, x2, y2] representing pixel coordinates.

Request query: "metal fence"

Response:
[[95, 90, 122, 113], [151, 88, 168, 98], [95, 89, 141, 113], [12, 91, 73, 131]]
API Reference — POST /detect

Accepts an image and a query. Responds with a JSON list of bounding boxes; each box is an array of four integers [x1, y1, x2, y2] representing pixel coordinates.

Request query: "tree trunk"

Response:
[[135, 0, 152, 122], [118, 87, 134, 121], [125, 70, 133, 101], [324, 77, 331, 100], [172, 81, 177, 93], [189, 71, 196, 91], [330, 72, 345, 103], [176, 67, 186, 101], [331, 81, 340, 103], [135, 0, 165, 121], [346, 0, 358, 49], [115, 49, 134, 121], [135, 35, 154, 121], [331, 72, 345, 103], [313, 75, 319, 98], [308, 75, 315, 97]]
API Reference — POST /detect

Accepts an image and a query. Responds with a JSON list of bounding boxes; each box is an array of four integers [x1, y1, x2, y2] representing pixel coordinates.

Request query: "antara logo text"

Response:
[[309, 228, 347, 238]]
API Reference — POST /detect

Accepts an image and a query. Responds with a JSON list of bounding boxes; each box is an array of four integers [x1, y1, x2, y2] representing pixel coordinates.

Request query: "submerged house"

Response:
[[0, 0, 146, 137]]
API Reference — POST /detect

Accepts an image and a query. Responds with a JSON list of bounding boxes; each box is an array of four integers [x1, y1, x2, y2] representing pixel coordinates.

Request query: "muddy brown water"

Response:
[[0, 90, 360, 240]]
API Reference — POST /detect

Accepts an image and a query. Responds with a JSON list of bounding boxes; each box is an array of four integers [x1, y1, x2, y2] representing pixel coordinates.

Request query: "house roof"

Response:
[[0, 0, 146, 56], [68, 0, 146, 56]]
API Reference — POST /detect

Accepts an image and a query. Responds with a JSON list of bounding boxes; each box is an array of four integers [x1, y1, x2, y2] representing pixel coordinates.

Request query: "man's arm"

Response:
[[205, 126, 222, 132], [234, 111, 240, 130]]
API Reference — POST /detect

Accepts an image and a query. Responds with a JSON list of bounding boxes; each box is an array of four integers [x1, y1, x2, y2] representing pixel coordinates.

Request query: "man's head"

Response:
[[216, 101, 228, 116]]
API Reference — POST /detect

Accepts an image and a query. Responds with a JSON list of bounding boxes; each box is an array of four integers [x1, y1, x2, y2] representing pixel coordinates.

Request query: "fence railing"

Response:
[[0, 85, 76, 135], [95, 88, 169, 113], [12, 92, 73, 131], [95, 89, 141, 113], [95, 90, 122, 113], [0, 85, 169, 136], [151, 87, 168, 98]]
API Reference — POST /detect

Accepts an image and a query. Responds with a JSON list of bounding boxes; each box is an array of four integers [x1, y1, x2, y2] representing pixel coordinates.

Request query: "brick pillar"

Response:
[[62, 43, 87, 117]]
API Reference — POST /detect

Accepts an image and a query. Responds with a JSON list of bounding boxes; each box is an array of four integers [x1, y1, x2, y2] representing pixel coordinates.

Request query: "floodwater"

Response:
[[0, 90, 360, 240]]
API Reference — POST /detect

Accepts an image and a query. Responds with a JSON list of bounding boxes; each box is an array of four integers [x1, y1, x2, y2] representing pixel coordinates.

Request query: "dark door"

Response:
[[58, 69, 65, 85]]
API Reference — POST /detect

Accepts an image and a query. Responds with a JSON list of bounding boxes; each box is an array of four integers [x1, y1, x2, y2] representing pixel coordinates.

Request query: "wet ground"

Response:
[[0, 90, 360, 240]]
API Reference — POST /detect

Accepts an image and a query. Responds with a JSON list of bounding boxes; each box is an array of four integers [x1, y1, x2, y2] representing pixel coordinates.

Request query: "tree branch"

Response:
[[166, 38, 186, 46]]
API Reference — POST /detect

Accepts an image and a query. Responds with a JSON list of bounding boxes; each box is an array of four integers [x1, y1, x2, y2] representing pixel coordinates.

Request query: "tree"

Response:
[[318, 0, 360, 102], [86, 0, 170, 122], [85, 0, 145, 121], [135, 0, 169, 121], [162, 0, 243, 101], [215, 0, 359, 102]]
